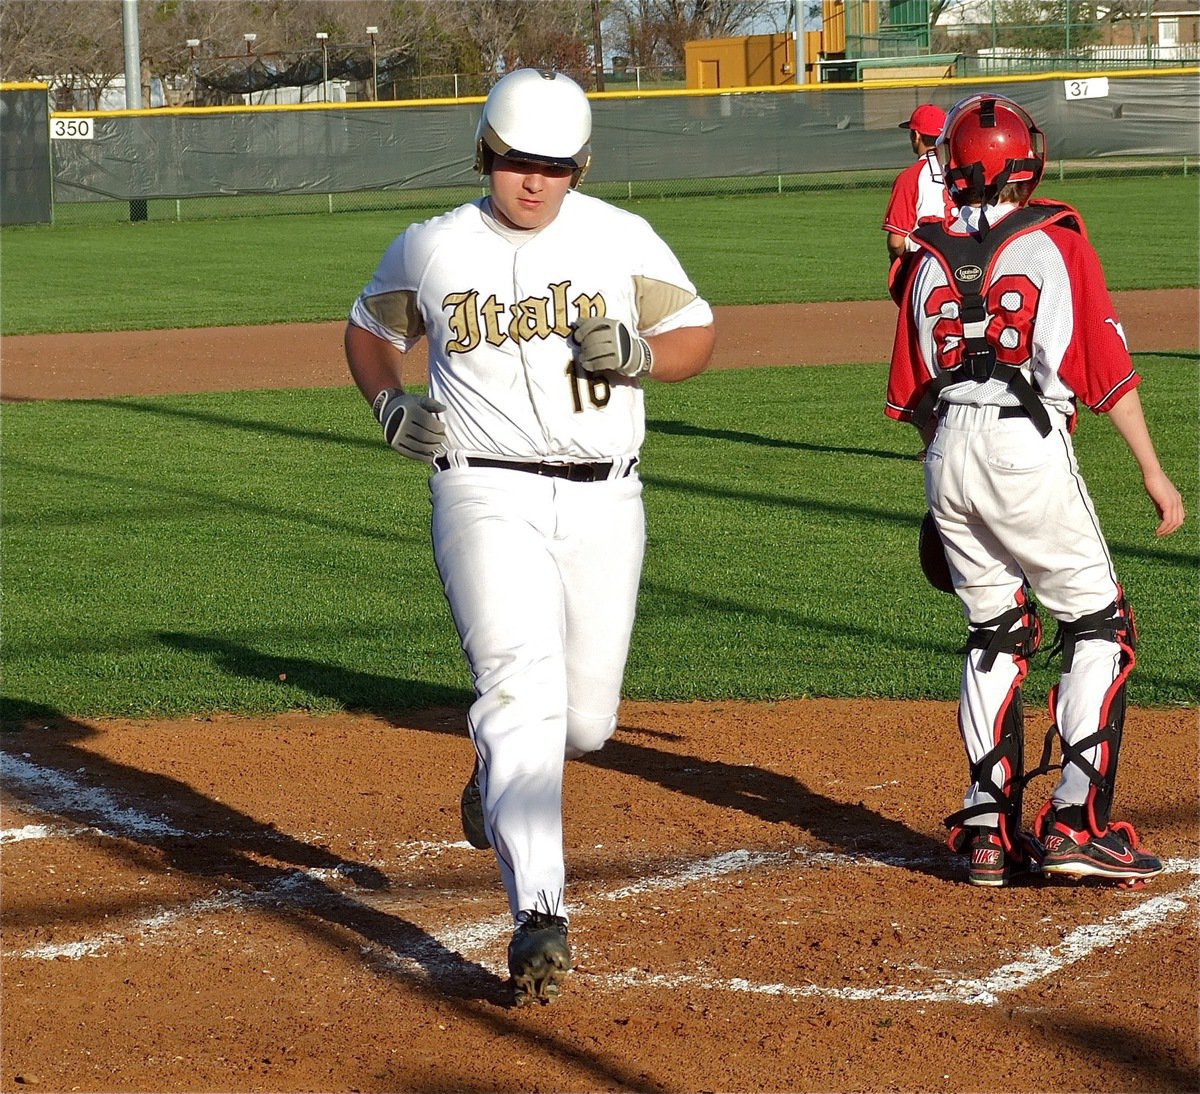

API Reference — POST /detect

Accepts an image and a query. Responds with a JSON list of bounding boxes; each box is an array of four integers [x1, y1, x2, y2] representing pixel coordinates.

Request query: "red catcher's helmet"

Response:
[[936, 94, 1046, 206]]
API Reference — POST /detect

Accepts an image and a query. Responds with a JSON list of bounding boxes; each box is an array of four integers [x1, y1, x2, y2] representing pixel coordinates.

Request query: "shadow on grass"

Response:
[[646, 417, 917, 462]]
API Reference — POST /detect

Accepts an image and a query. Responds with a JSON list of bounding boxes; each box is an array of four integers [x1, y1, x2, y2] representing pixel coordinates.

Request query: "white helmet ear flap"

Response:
[[475, 69, 592, 180]]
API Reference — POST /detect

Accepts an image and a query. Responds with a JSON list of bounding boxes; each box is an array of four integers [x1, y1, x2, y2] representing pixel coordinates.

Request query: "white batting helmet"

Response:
[[474, 69, 592, 185]]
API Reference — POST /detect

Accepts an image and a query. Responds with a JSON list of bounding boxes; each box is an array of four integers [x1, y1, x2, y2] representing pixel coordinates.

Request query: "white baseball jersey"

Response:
[[882, 151, 953, 251], [349, 189, 713, 463], [349, 190, 711, 924]]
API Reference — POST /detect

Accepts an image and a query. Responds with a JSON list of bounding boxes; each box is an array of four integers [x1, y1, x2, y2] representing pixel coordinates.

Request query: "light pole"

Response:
[[316, 32, 329, 101], [243, 32, 256, 54], [367, 26, 378, 100], [590, 0, 605, 91], [186, 38, 200, 105]]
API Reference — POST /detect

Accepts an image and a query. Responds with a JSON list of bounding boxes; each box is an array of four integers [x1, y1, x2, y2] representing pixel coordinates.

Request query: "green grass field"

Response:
[[2, 177, 1196, 723], [2, 360, 1195, 725], [1, 174, 1196, 334]]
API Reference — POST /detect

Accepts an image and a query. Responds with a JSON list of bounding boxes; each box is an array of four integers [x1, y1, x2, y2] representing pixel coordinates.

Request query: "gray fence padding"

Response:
[[1, 87, 53, 223], [43, 73, 1200, 203]]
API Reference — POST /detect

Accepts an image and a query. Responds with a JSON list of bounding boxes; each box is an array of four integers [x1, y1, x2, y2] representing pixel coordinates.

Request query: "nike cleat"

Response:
[[1040, 817, 1163, 881]]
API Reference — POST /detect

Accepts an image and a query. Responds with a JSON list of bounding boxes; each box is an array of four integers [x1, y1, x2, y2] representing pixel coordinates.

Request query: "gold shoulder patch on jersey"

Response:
[[633, 276, 697, 330], [364, 290, 424, 339]]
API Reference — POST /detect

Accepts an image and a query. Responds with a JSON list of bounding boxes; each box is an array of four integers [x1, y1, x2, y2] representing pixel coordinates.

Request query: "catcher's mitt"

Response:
[[919, 510, 955, 594]]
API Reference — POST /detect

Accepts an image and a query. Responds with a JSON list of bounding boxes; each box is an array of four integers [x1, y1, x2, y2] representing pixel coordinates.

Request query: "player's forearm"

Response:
[[345, 322, 406, 403], [643, 324, 715, 383], [887, 232, 908, 261], [1107, 389, 1165, 479], [1108, 387, 1186, 536]]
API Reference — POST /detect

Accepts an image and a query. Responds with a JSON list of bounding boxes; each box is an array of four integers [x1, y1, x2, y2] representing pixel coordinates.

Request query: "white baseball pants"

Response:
[[430, 466, 645, 922], [925, 403, 1125, 821]]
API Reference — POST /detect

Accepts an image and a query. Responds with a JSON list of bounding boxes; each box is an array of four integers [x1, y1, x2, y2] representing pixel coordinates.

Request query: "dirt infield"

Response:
[[2, 290, 1196, 401], [2, 295, 1198, 1093]]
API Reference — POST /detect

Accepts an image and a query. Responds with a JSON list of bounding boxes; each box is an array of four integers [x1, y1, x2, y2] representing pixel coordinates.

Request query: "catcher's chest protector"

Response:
[[909, 202, 1083, 435]]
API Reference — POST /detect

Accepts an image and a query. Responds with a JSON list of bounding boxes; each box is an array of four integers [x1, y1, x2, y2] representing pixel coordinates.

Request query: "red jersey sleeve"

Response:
[[885, 260, 930, 421], [882, 161, 921, 236], [1048, 226, 1141, 413]]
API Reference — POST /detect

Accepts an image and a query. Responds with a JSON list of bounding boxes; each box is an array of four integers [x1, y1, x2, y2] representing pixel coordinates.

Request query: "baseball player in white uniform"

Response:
[[886, 94, 1184, 887], [883, 103, 952, 262], [344, 69, 714, 1004]]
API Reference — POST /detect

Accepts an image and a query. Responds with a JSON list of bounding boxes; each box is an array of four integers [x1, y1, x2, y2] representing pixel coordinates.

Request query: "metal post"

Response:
[[792, 0, 802, 84], [244, 32, 256, 54], [186, 39, 200, 106], [121, 0, 142, 109], [316, 33, 329, 101], [367, 26, 378, 100], [590, 0, 605, 90], [121, 0, 146, 221]]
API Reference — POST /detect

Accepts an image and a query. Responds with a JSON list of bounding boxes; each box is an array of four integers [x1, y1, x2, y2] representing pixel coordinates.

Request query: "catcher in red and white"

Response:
[[886, 93, 1185, 888]]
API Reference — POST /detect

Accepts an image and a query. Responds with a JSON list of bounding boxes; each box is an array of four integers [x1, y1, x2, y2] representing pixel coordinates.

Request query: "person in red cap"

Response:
[[882, 103, 950, 262]]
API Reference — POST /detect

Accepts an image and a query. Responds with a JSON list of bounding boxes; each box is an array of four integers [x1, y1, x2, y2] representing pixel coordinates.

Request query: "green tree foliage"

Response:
[[995, 0, 1103, 52]]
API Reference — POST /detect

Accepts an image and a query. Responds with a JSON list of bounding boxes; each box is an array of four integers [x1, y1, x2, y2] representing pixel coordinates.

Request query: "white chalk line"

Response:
[[607, 873, 1200, 1006], [4, 751, 1199, 1006], [2, 752, 183, 839], [0, 752, 453, 862]]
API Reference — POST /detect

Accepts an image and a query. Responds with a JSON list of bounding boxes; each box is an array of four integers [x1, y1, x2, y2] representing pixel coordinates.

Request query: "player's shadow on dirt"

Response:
[[1027, 1012, 1198, 1092], [589, 730, 952, 879], [157, 632, 955, 881], [0, 700, 507, 1006]]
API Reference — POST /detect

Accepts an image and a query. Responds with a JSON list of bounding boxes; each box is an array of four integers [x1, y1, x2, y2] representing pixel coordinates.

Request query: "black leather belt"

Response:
[[937, 403, 1032, 421], [433, 455, 634, 481]]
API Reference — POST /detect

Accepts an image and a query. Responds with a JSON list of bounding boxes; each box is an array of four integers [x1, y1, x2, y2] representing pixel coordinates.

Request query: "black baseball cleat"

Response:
[[508, 911, 571, 1006], [965, 828, 1040, 887], [967, 829, 1008, 887], [1040, 817, 1163, 881], [460, 764, 490, 850]]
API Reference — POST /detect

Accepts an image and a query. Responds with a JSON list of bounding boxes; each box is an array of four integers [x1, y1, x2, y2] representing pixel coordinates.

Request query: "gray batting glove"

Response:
[[372, 388, 447, 463], [570, 317, 653, 378]]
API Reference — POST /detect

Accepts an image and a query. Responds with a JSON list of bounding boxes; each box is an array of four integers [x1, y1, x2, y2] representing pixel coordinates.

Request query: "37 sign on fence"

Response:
[[1063, 77, 1110, 101]]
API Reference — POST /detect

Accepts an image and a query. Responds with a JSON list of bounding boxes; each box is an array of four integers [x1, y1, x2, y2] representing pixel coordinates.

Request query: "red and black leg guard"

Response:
[[1034, 589, 1137, 840], [946, 591, 1042, 859]]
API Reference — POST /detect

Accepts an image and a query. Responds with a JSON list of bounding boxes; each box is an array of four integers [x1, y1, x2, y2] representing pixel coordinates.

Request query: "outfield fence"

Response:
[[2, 68, 1196, 226]]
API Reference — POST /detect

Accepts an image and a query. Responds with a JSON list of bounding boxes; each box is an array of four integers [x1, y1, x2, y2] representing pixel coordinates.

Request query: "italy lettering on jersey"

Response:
[[885, 202, 1140, 423], [882, 151, 953, 250], [348, 190, 713, 462]]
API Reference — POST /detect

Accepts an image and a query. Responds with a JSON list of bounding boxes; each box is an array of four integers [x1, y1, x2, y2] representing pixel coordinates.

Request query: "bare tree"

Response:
[[608, 0, 777, 70], [995, 0, 1102, 52], [0, 0, 127, 109], [0, 0, 605, 105], [419, 1, 596, 92]]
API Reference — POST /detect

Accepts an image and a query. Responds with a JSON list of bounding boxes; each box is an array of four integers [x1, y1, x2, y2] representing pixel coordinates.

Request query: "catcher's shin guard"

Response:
[[1036, 591, 1137, 836], [946, 592, 1042, 858]]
